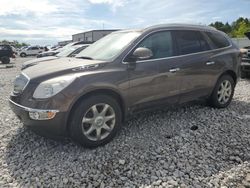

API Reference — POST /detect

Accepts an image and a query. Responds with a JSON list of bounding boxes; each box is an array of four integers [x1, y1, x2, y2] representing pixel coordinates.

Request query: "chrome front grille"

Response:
[[13, 73, 29, 94]]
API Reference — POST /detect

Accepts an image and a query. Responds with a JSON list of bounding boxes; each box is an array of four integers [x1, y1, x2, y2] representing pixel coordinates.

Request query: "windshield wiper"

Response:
[[77, 56, 93, 60]]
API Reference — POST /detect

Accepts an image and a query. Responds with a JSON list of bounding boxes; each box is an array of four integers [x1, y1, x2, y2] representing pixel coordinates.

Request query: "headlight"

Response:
[[33, 75, 75, 99]]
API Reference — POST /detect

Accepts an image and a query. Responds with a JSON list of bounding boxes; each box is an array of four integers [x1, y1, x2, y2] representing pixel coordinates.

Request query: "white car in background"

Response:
[[37, 41, 91, 58], [19, 46, 44, 57], [21, 44, 89, 70]]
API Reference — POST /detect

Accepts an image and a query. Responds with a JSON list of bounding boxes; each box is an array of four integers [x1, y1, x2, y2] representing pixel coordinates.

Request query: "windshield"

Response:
[[56, 46, 79, 57], [76, 31, 141, 61]]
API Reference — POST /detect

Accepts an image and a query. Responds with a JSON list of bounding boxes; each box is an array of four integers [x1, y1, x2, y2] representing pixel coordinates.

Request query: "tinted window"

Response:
[[174, 30, 210, 55], [206, 32, 230, 49], [0, 45, 9, 50], [32, 47, 39, 50], [137, 31, 174, 59]]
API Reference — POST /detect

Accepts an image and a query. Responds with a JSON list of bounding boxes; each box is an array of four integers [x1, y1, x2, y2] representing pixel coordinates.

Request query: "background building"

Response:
[[72, 30, 118, 43]]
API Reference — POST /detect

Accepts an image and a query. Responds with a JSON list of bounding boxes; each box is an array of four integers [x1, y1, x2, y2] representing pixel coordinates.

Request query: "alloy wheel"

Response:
[[81, 103, 116, 141], [217, 80, 232, 104]]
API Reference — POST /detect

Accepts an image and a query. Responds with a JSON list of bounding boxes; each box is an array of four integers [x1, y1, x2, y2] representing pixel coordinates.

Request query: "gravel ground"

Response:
[[0, 57, 250, 187]]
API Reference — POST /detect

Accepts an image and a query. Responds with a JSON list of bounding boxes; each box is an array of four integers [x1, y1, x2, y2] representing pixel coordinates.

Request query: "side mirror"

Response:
[[132, 47, 153, 61]]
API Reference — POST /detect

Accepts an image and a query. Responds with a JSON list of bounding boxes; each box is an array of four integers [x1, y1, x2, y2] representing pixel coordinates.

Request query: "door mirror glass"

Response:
[[132, 47, 153, 61]]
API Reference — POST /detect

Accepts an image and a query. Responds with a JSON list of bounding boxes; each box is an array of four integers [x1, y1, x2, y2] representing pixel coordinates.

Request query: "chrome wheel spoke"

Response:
[[82, 117, 94, 124], [91, 105, 99, 117], [218, 94, 223, 102], [225, 91, 231, 97], [96, 128, 101, 140], [104, 114, 115, 122], [100, 104, 109, 116], [102, 123, 112, 132], [82, 103, 116, 141], [85, 126, 95, 135], [218, 90, 223, 95]]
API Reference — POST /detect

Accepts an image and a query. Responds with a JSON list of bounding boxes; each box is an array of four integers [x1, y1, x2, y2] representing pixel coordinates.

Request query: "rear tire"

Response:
[[1, 56, 10, 64], [20, 53, 26, 57], [208, 75, 235, 108], [69, 94, 122, 148]]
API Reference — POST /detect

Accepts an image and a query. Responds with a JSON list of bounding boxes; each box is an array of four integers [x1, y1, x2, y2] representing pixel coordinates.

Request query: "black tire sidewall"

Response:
[[1, 56, 10, 64], [20, 53, 26, 57], [69, 95, 122, 148], [209, 75, 235, 108]]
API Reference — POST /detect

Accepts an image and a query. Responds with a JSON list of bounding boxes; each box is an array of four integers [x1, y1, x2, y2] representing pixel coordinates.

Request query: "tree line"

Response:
[[209, 17, 250, 38], [0, 40, 29, 48]]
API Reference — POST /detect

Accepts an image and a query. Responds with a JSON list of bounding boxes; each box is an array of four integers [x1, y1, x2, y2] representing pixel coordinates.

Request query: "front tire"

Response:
[[20, 53, 26, 57], [208, 75, 235, 108], [69, 94, 122, 148], [1, 56, 10, 64]]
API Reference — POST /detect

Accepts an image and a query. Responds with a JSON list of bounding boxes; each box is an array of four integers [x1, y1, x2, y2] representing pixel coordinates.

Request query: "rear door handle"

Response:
[[169, 68, 180, 73], [206, 61, 215, 65]]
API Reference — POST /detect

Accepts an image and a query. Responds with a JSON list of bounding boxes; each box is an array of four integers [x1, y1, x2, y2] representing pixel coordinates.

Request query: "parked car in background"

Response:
[[0, 44, 15, 64], [19, 46, 44, 57], [37, 47, 62, 58], [9, 24, 241, 148], [241, 32, 250, 78], [22, 44, 89, 70], [37, 42, 90, 58]]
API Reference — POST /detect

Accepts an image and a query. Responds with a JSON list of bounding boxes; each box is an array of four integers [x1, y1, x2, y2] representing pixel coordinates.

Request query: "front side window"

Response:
[[174, 30, 210, 55], [206, 32, 230, 49], [137, 31, 174, 59], [30, 47, 39, 50]]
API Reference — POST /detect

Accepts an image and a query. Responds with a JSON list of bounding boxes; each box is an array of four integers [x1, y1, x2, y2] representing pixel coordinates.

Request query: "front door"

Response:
[[126, 30, 181, 110]]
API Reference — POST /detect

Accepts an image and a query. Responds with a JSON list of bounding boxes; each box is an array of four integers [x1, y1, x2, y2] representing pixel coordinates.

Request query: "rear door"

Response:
[[172, 30, 215, 103]]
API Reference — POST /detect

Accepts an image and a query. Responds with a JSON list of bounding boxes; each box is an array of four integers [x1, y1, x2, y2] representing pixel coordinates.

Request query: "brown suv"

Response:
[[9, 24, 241, 147]]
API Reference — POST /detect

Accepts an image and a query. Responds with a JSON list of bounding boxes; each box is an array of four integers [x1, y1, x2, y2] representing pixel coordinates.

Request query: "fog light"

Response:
[[29, 111, 57, 120]]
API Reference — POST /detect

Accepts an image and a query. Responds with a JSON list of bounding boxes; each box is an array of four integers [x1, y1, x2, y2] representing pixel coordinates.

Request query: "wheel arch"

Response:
[[66, 88, 127, 132], [220, 70, 237, 84]]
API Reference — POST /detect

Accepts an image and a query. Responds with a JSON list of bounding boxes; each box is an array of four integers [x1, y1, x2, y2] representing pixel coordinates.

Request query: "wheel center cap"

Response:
[[95, 116, 104, 127]]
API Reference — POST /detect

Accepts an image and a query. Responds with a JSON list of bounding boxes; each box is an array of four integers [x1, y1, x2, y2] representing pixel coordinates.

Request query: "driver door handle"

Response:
[[169, 68, 180, 73], [206, 61, 215, 65]]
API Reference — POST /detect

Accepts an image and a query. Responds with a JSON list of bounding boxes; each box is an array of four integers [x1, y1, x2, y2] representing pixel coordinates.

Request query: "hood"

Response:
[[22, 56, 58, 70], [245, 32, 250, 40], [22, 57, 106, 79], [23, 56, 58, 66]]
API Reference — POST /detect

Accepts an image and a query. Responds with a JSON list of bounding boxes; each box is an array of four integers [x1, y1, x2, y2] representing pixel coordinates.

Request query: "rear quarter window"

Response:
[[174, 30, 210, 55], [205, 32, 230, 49]]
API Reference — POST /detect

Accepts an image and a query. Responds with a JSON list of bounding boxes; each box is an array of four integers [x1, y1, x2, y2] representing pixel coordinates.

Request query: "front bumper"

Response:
[[9, 99, 68, 138]]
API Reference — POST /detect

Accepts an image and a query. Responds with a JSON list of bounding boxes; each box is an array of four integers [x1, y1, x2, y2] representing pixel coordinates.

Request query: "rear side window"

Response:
[[0, 45, 9, 50], [206, 32, 230, 49], [174, 30, 210, 55], [137, 31, 174, 59]]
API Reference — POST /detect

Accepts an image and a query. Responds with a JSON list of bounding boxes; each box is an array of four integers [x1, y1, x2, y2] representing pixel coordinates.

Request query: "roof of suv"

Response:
[[145, 23, 217, 32], [115, 23, 218, 34]]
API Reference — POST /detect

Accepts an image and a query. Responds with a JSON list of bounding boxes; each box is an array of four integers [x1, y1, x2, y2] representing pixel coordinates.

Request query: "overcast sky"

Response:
[[0, 0, 250, 45]]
